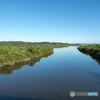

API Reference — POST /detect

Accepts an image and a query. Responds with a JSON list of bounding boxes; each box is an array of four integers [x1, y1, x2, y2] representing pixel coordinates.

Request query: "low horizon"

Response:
[[0, 40, 99, 44]]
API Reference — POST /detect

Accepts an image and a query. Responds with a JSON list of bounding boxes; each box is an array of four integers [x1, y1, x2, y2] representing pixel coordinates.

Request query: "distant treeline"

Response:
[[0, 41, 80, 45], [0, 41, 81, 49], [0, 41, 68, 44]]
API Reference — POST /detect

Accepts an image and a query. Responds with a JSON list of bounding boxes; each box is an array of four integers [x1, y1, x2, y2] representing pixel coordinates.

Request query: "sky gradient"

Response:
[[0, 0, 100, 43]]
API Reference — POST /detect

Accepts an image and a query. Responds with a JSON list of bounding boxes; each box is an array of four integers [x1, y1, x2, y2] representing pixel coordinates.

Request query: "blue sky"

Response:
[[0, 0, 100, 43]]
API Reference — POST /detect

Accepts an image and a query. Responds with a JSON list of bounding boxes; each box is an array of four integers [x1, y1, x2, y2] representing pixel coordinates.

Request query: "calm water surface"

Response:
[[0, 46, 100, 100]]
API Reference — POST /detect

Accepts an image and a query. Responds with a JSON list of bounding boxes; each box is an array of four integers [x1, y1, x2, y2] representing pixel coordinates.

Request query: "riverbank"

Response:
[[0, 52, 54, 74], [0, 41, 72, 68], [0, 47, 53, 68], [78, 44, 100, 60], [0, 41, 81, 68]]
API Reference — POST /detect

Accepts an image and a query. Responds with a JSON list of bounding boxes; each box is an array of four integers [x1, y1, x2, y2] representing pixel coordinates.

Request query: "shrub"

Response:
[[5, 54, 14, 61], [0, 49, 8, 55], [19, 48, 23, 51], [25, 51, 32, 57], [40, 48, 47, 53], [26, 47, 36, 54], [36, 46, 40, 49], [0, 56, 12, 65], [95, 52, 100, 59], [11, 53, 25, 60], [0, 58, 4, 64], [35, 50, 41, 54]]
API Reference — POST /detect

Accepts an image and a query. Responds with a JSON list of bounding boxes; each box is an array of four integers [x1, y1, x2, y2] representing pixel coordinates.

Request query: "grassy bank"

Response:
[[0, 46, 53, 68], [0, 41, 75, 68], [78, 44, 100, 60], [0, 53, 53, 74]]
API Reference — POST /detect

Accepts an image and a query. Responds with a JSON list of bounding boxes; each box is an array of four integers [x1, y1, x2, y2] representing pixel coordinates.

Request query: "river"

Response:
[[0, 46, 100, 100]]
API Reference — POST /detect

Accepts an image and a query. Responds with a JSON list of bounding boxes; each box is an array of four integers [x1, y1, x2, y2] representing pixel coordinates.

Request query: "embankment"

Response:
[[78, 44, 100, 60], [0, 51, 53, 68]]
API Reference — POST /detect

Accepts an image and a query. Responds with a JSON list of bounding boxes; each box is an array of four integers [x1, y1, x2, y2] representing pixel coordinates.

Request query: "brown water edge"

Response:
[[0, 51, 54, 74]]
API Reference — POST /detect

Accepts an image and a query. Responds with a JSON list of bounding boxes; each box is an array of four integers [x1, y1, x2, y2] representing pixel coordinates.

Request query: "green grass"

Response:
[[0, 41, 80, 68], [78, 44, 100, 60], [0, 42, 69, 67]]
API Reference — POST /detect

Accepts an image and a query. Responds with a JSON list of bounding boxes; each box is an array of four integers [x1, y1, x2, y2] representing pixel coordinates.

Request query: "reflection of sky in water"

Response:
[[0, 46, 100, 100]]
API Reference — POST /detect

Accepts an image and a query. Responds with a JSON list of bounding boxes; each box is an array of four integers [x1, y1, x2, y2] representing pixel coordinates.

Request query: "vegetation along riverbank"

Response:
[[0, 53, 53, 75], [0, 41, 80, 68], [78, 44, 100, 60]]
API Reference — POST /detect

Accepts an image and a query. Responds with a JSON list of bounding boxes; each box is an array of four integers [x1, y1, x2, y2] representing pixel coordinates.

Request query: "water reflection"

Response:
[[0, 89, 69, 100], [0, 53, 53, 75], [0, 89, 99, 100], [0, 47, 100, 100], [95, 60, 100, 65], [78, 50, 100, 66]]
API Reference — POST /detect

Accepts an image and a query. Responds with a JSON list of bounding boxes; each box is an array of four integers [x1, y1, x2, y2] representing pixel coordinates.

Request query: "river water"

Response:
[[0, 46, 100, 100]]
